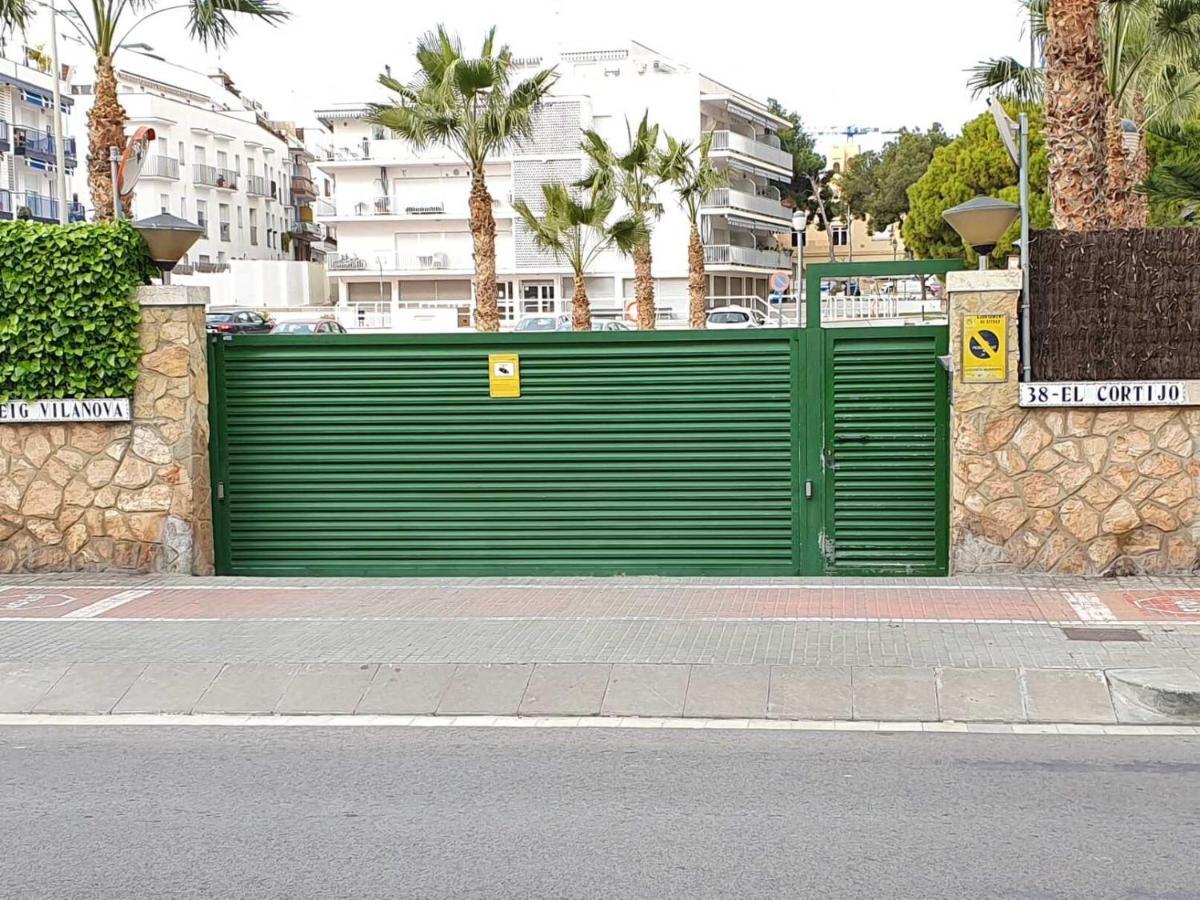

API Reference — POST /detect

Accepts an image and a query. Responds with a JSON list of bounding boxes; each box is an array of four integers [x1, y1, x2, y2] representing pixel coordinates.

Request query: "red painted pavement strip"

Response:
[[0, 583, 1098, 623], [1100, 590, 1200, 621]]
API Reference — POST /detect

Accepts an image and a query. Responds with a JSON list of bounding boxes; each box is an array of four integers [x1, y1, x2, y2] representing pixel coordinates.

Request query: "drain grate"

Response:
[[1062, 627, 1146, 642]]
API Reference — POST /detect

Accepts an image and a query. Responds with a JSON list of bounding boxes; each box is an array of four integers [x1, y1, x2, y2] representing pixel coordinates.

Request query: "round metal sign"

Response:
[[770, 271, 791, 293], [117, 126, 157, 199]]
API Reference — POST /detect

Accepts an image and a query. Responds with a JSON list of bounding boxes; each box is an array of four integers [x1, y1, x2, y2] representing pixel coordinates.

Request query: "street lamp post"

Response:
[[47, 1, 67, 224], [791, 209, 806, 325], [942, 196, 1020, 271]]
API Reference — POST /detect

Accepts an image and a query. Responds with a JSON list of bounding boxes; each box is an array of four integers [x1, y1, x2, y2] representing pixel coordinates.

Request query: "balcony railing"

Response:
[[246, 175, 269, 197], [194, 261, 230, 273], [291, 174, 317, 200], [710, 130, 792, 171], [703, 244, 792, 269], [215, 168, 239, 190], [141, 156, 180, 179], [343, 196, 450, 217], [289, 221, 323, 241], [194, 164, 219, 187], [219, 222, 231, 242], [703, 188, 790, 222], [14, 127, 77, 165], [327, 251, 469, 272]]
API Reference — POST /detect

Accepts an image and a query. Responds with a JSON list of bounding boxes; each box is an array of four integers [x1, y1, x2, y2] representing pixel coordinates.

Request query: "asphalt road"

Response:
[[1, 727, 1198, 899]]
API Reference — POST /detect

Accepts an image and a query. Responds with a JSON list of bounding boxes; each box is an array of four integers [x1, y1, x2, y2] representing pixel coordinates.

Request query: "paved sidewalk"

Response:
[[2, 574, 1199, 725]]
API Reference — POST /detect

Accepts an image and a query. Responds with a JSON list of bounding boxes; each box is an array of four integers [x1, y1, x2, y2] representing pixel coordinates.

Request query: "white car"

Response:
[[706, 306, 764, 329]]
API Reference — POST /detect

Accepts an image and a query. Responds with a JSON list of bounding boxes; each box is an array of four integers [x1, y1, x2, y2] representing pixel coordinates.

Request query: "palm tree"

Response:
[[579, 115, 666, 331], [659, 133, 727, 329], [513, 183, 641, 331], [369, 27, 556, 332], [1044, 0, 1110, 230], [971, 0, 1200, 227], [0, 0, 290, 221]]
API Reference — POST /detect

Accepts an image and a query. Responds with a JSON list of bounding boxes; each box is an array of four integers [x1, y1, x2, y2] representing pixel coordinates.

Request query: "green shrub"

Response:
[[0, 220, 153, 402]]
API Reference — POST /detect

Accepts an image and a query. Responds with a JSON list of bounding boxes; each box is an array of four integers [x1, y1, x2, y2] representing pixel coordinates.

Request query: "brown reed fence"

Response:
[[1030, 228, 1200, 380]]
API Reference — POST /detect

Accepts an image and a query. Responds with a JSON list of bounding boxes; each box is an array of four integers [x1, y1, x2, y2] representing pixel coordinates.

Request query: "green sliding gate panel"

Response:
[[210, 330, 806, 577]]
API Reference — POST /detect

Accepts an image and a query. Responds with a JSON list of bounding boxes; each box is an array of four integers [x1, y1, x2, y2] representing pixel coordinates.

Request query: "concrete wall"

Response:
[[173, 260, 329, 308], [949, 270, 1200, 575], [0, 286, 213, 575]]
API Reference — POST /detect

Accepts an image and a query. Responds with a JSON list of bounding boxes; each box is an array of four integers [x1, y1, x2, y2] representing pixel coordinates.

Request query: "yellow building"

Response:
[[801, 142, 908, 269]]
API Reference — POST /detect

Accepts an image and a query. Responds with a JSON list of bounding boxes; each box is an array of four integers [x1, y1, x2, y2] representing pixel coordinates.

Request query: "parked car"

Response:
[[206, 308, 273, 335], [515, 315, 570, 332], [706, 306, 764, 329], [591, 320, 634, 332], [271, 319, 348, 335]]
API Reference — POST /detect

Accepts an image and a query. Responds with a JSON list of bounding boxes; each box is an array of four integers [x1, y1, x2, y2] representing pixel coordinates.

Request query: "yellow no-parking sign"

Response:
[[962, 315, 1008, 383]]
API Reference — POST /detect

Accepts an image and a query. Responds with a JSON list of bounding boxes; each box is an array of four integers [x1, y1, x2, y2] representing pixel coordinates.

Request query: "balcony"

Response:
[[289, 221, 323, 242], [704, 244, 792, 269], [703, 188, 790, 223], [14, 127, 77, 167], [194, 164, 219, 187], [219, 222, 231, 242], [326, 251, 471, 273], [291, 174, 317, 201], [140, 156, 179, 180], [340, 196, 452, 217], [246, 175, 269, 197], [0, 121, 9, 153], [710, 130, 792, 172], [215, 168, 239, 191], [4, 193, 84, 223]]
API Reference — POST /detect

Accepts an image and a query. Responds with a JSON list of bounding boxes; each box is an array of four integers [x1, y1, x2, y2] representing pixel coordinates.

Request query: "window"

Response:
[[193, 146, 206, 165], [196, 199, 208, 233], [180, 197, 187, 219], [177, 141, 185, 163], [521, 281, 555, 314], [831, 225, 849, 247], [496, 281, 515, 321], [371, 125, 386, 140], [237, 206, 244, 234], [247, 158, 256, 176], [234, 154, 241, 174], [159, 193, 169, 214], [217, 150, 228, 170], [156, 136, 167, 156]]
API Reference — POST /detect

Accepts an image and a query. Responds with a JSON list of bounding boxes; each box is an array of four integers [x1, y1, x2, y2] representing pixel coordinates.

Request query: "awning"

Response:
[[725, 215, 784, 235], [725, 157, 790, 184], [0, 74, 72, 110]]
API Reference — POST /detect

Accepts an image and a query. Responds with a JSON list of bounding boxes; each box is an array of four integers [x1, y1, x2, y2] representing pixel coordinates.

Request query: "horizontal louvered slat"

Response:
[[824, 327, 948, 576], [212, 330, 799, 576]]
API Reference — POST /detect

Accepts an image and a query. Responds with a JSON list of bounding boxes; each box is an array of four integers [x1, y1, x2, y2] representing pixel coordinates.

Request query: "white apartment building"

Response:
[[0, 45, 83, 223], [316, 41, 794, 328], [69, 54, 296, 271]]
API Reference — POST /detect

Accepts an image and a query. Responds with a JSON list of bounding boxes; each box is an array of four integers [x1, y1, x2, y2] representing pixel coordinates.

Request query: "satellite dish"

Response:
[[988, 97, 1020, 168], [117, 126, 157, 200]]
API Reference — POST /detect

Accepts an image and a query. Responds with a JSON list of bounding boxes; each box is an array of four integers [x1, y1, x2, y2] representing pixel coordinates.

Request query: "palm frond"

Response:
[[0, 0, 33, 36], [185, 0, 289, 49], [967, 57, 1044, 102]]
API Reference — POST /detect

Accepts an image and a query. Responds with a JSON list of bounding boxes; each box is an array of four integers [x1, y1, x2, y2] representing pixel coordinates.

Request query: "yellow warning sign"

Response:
[[488, 353, 521, 398], [962, 314, 1008, 383]]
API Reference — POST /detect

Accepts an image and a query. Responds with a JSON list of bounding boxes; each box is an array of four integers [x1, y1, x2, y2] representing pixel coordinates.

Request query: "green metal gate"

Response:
[[209, 261, 956, 578], [209, 330, 808, 577]]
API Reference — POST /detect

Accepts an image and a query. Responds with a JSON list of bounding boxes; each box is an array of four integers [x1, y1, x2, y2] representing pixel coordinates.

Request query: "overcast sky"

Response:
[[38, 0, 1032, 153]]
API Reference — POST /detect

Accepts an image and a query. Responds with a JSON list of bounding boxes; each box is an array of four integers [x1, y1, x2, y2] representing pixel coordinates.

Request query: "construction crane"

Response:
[[812, 125, 904, 142]]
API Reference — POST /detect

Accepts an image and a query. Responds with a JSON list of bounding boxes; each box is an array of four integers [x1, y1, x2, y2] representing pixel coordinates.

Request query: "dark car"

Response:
[[271, 319, 348, 335], [206, 309, 273, 335]]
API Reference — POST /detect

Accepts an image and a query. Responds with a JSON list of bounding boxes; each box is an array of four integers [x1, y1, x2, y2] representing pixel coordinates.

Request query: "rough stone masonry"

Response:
[[0, 286, 213, 575], [950, 270, 1200, 576]]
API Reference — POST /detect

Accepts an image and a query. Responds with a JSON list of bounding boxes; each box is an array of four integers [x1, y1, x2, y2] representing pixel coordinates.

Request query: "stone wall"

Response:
[[0, 286, 213, 574], [950, 270, 1200, 575]]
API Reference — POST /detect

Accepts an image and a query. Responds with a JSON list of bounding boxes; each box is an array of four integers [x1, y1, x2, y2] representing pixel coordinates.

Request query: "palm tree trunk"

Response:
[[469, 170, 499, 332], [1044, 0, 1109, 230], [1124, 94, 1150, 228], [1104, 104, 1132, 225], [687, 222, 707, 329], [571, 271, 591, 332], [634, 241, 655, 331], [87, 56, 128, 220]]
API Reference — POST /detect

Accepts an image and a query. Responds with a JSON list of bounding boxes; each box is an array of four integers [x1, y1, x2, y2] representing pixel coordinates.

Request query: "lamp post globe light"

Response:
[[132, 213, 205, 284], [942, 195, 1020, 270]]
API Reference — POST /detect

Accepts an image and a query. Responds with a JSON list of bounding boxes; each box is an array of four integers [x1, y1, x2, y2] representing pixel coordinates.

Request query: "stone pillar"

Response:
[[949, 269, 1200, 575], [0, 285, 213, 575]]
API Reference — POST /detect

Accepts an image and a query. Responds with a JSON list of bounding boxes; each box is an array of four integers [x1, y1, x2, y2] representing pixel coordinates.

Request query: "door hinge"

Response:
[[822, 447, 838, 471]]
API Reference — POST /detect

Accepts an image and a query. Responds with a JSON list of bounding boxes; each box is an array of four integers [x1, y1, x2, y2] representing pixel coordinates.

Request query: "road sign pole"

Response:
[[1019, 112, 1031, 383], [49, 2, 67, 224], [109, 147, 122, 220]]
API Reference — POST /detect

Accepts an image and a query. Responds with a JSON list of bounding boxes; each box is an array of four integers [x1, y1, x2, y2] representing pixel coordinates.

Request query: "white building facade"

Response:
[[316, 42, 794, 329], [69, 56, 295, 272], [1, 46, 83, 223]]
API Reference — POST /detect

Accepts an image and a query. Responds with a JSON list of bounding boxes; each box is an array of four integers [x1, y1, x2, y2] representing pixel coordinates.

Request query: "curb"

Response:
[[1107, 668, 1200, 724]]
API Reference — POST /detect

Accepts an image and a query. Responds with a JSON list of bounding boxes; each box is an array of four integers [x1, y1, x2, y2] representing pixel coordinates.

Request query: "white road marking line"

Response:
[[0, 713, 1192, 736], [0, 582, 1049, 592], [1065, 591, 1118, 623], [61, 589, 153, 620]]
